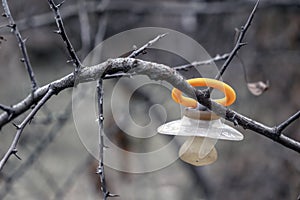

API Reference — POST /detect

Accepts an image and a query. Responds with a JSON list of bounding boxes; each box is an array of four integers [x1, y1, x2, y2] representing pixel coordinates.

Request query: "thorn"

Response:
[[20, 58, 25, 62], [57, 0, 65, 8], [66, 59, 73, 63], [12, 148, 21, 160], [239, 42, 248, 47], [233, 119, 238, 126], [12, 122, 21, 130], [103, 145, 109, 150], [7, 112, 14, 121], [2, 13, 7, 18], [22, 38, 28, 43], [7, 24, 16, 29], [53, 30, 61, 34], [96, 167, 103, 175], [105, 192, 119, 198]]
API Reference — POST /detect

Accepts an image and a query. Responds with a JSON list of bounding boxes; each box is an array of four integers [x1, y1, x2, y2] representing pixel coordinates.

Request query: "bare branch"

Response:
[[215, 0, 259, 80], [0, 86, 54, 171], [276, 111, 300, 133], [96, 79, 109, 199], [47, 0, 82, 73], [173, 53, 230, 71], [0, 103, 12, 113], [1, 0, 38, 91], [0, 102, 71, 199], [0, 58, 298, 154], [128, 33, 168, 58]]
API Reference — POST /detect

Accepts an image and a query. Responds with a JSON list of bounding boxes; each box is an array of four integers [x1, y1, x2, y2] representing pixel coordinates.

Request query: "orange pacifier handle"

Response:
[[171, 78, 236, 108]]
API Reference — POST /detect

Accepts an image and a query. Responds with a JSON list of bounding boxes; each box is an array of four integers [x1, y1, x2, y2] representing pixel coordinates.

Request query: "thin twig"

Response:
[[215, 0, 259, 80], [96, 79, 106, 199], [276, 111, 300, 133], [47, 0, 82, 73], [1, 0, 38, 91], [0, 103, 12, 113], [103, 33, 167, 79], [173, 53, 230, 71], [97, 79, 118, 199], [0, 102, 72, 199], [128, 33, 168, 58], [0, 87, 54, 171]]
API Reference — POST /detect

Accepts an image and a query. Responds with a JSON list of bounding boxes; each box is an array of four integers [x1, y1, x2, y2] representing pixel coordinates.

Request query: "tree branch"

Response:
[[1, 0, 38, 91], [215, 0, 259, 80], [128, 33, 168, 58], [47, 0, 82, 73], [0, 58, 298, 155], [173, 53, 230, 71], [96, 79, 108, 199], [0, 86, 54, 171], [0, 102, 72, 199], [276, 111, 300, 133]]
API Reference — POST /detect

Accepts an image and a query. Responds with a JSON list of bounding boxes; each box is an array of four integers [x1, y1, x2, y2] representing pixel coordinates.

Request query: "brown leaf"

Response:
[[247, 80, 270, 96]]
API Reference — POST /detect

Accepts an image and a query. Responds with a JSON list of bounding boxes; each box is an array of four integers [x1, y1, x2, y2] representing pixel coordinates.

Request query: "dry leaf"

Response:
[[247, 80, 270, 96]]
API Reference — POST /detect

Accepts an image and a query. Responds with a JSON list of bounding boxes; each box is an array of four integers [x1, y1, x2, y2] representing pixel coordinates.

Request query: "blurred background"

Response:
[[0, 0, 299, 199]]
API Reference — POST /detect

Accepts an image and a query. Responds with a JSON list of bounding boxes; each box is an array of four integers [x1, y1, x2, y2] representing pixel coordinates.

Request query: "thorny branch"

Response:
[[0, 87, 54, 171], [1, 0, 38, 91], [0, 102, 72, 199], [215, 0, 259, 80], [128, 33, 168, 58], [0, 57, 299, 159], [173, 53, 230, 71], [97, 80, 111, 199], [47, 0, 82, 73], [0, 0, 299, 182], [96, 80, 106, 198], [276, 111, 300, 133]]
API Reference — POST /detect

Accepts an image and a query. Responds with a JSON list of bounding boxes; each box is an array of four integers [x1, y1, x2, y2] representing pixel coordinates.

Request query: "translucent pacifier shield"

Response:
[[157, 117, 244, 140]]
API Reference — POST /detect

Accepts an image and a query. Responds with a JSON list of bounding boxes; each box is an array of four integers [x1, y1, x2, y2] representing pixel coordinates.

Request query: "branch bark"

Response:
[[0, 58, 299, 153]]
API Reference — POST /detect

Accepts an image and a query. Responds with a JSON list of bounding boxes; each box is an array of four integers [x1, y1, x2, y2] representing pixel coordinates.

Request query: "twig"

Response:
[[0, 86, 54, 171], [0, 102, 72, 199], [1, 0, 38, 91], [215, 0, 259, 80], [0, 103, 12, 113], [47, 0, 82, 73], [96, 79, 106, 199], [97, 79, 119, 199], [173, 53, 230, 71], [276, 111, 300, 133], [103, 33, 167, 79], [128, 33, 168, 58]]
